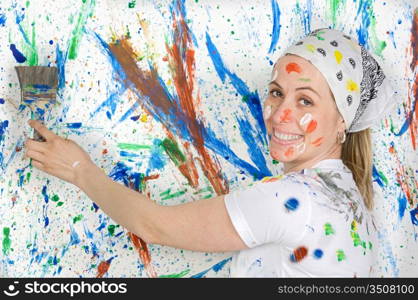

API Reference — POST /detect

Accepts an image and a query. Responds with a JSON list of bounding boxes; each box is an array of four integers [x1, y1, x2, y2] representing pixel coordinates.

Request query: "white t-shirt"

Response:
[[224, 159, 376, 277]]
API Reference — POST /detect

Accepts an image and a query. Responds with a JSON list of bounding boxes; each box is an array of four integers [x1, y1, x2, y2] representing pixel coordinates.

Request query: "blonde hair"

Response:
[[341, 129, 374, 210]]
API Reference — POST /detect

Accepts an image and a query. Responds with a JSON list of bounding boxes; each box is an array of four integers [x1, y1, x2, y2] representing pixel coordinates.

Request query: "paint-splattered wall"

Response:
[[0, 0, 417, 277]]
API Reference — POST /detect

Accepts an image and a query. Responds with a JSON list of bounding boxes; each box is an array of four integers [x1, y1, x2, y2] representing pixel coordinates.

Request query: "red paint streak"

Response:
[[408, 10, 418, 150], [306, 120, 317, 134], [280, 109, 292, 122], [286, 62, 302, 74], [292, 246, 308, 262], [410, 10, 418, 70], [96, 261, 111, 278], [102, 149, 108, 155], [284, 147, 294, 157], [144, 174, 160, 181], [311, 137, 323, 147], [128, 232, 157, 278], [15, 146, 22, 152]]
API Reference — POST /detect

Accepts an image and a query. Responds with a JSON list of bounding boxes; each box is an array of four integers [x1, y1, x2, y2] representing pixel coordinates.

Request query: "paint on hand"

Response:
[[299, 113, 312, 127], [296, 142, 306, 154], [264, 105, 272, 120], [290, 246, 308, 262], [305, 120, 317, 133], [285, 62, 302, 74]]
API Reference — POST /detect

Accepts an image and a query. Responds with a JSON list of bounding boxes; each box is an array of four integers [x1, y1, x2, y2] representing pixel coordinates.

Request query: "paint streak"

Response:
[[284, 147, 294, 157], [290, 246, 308, 262], [96, 257, 115, 278], [328, 0, 345, 28], [68, 0, 96, 60], [280, 108, 292, 122], [2, 227, 11, 255], [306, 120, 317, 133], [15, 12, 38, 66], [298, 78, 311, 82], [128, 232, 157, 278], [311, 137, 323, 147], [0, 13, 6, 26], [191, 257, 232, 278], [295, 0, 312, 35], [372, 165, 388, 187], [10, 44, 27, 63], [285, 62, 302, 74], [159, 269, 190, 278], [350, 220, 371, 253], [268, 0, 281, 54], [410, 206, 418, 226], [261, 174, 283, 183]]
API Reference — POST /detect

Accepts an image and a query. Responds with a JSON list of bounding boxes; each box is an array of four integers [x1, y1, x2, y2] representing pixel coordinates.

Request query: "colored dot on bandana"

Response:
[[290, 246, 308, 263], [313, 249, 324, 259], [346, 79, 359, 92], [284, 197, 299, 211], [306, 44, 316, 53], [334, 50, 343, 64]]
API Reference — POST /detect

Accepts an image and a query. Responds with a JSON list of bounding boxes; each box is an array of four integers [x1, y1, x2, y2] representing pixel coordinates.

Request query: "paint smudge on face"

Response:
[[299, 113, 312, 127], [296, 142, 306, 154], [284, 197, 299, 211], [285, 62, 302, 74], [311, 137, 323, 147], [290, 246, 308, 262], [284, 147, 294, 157], [281, 109, 292, 122], [313, 249, 323, 259], [298, 78, 311, 82], [334, 50, 343, 64], [270, 150, 280, 160], [336, 249, 346, 261], [264, 105, 272, 120], [324, 222, 335, 235], [305, 120, 317, 133]]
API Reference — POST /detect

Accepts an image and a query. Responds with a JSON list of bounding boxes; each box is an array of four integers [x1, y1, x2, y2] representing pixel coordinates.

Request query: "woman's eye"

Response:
[[299, 98, 313, 106], [269, 90, 282, 97]]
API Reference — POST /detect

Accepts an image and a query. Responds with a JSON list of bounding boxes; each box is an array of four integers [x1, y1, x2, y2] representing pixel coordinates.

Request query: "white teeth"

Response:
[[274, 130, 303, 141]]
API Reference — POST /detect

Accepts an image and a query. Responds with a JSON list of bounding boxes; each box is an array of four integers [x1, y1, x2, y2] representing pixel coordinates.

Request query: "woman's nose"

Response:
[[270, 105, 294, 124]]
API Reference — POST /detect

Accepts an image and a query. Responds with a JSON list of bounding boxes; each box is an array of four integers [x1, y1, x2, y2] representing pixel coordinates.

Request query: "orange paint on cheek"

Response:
[[286, 62, 302, 74], [285, 147, 294, 157], [311, 137, 324, 147], [281, 109, 292, 122], [306, 120, 317, 133]]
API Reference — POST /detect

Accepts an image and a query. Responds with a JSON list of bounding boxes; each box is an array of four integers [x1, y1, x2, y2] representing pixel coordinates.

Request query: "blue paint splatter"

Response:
[[0, 98, 4, 104], [397, 192, 407, 220], [284, 197, 299, 211], [0, 13, 6, 26], [56, 44, 67, 91], [69, 224, 81, 246], [191, 257, 232, 278], [41, 184, 49, 203], [372, 165, 386, 187], [148, 139, 167, 171], [10, 44, 27, 63], [296, 0, 312, 35], [355, 0, 372, 48], [410, 206, 418, 226], [313, 249, 323, 259], [268, 0, 281, 54]]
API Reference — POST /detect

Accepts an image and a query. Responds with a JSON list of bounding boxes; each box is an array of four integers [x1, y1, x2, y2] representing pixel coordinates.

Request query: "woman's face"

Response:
[[264, 55, 345, 168]]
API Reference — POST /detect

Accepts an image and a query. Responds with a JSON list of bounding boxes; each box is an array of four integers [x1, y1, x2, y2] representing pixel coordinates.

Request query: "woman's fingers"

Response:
[[25, 149, 46, 163], [25, 138, 48, 153], [28, 120, 57, 141]]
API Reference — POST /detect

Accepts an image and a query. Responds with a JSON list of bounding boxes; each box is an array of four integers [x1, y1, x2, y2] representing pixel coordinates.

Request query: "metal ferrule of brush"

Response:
[[15, 66, 58, 142]]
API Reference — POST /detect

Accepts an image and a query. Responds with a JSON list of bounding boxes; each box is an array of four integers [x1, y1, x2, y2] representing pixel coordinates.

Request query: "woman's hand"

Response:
[[24, 120, 95, 187]]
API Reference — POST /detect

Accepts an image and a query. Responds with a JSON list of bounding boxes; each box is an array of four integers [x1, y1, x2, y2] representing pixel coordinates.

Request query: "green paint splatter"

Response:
[[51, 194, 59, 202], [128, 0, 136, 8], [336, 249, 346, 261], [2, 227, 11, 256], [19, 21, 38, 66], [327, 0, 345, 28], [161, 138, 186, 166], [159, 269, 190, 278], [298, 78, 311, 82], [73, 214, 83, 224], [57, 202, 64, 207], [68, 0, 96, 60], [324, 222, 335, 235], [272, 159, 279, 165], [108, 224, 117, 236], [117, 143, 151, 151], [369, 14, 387, 57], [160, 188, 187, 200], [377, 170, 388, 186]]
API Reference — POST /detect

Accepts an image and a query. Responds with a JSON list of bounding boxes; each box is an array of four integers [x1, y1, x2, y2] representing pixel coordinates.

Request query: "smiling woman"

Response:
[[25, 28, 396, 277]]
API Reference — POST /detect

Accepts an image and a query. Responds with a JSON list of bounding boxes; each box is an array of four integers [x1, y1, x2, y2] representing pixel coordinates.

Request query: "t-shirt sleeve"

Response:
[[224, 176, 312, 248]]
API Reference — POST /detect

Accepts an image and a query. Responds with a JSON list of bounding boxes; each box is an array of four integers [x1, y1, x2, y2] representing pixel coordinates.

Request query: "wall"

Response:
[[0, 0, 417, 277]]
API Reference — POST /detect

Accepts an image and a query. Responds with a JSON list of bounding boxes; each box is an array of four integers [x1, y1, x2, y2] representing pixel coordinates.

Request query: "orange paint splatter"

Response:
[[290, 246, 308, 262], [311, 137, 323, 147], [285, 147, 294, 157], [261, 175, 284, 183], [306, 120, 318, 133], [129, 232, 157, 278], [285, 62, 302, 74], [102, 149, 108, 155], [280, 109, 292, 122], [96, 260, 111, 278]]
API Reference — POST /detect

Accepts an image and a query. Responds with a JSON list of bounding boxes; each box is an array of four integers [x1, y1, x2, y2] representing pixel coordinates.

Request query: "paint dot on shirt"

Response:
[[290, 246, 308, 263], [313, 249, 323, 259], [324, 223, 335, 235], [284, 197, 299, 211], [285, 62, 302, 74], [336, 249, 346, 261]]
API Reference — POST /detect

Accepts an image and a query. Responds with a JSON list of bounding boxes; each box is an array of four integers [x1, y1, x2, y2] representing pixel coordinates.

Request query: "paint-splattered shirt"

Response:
[[224, 159, 376, 277]]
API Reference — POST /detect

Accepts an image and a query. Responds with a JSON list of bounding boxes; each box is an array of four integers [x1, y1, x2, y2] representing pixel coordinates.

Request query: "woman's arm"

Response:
[[25, 120, 247, 252]]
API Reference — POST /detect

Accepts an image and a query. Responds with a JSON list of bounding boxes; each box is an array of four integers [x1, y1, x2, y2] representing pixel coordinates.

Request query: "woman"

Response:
[[24, 29, 394, 277]]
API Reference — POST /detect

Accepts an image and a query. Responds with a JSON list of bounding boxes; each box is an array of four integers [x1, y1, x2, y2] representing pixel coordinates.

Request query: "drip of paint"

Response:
[[285, 62, 302, 74], [296, 142, 306, 154], [263, 105, 272, 120], [299, 113, 312, 127], [2, 227, 11, 256], [290, 246, 308, 262]]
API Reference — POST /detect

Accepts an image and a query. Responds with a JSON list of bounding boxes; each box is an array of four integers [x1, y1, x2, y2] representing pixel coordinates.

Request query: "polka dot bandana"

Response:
[[283, 28, 396, 133]]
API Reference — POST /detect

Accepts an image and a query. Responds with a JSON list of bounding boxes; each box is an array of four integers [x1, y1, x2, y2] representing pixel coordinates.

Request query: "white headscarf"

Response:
[[284, 28, 396, 133]]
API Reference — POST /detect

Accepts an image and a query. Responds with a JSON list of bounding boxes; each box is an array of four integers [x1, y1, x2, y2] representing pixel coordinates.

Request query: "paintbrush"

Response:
[[15, 66, 59, 142]]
